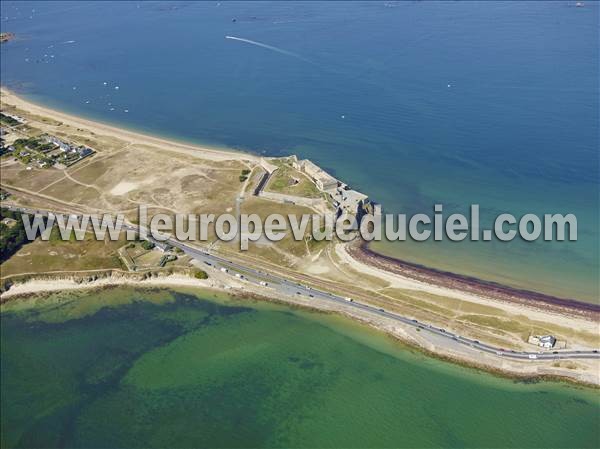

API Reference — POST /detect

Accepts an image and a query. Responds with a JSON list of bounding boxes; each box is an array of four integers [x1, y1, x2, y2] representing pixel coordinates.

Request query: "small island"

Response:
[[0, 32, 15, 43]]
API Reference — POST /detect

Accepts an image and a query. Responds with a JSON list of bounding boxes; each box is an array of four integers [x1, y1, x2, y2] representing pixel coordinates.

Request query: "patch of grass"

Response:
[[266, 165, 321, 198], [134, 250, 163, 268], [0, 232, 126, 277], [0, 112, 21, 126]]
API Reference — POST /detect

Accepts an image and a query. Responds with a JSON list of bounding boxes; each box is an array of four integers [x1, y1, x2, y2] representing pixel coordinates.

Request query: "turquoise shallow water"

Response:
[[0, 1, 598, 302], [1, 287, 599, 448]]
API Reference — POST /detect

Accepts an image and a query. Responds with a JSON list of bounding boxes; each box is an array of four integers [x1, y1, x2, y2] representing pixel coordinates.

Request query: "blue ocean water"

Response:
[[1, 1, 598, 302]]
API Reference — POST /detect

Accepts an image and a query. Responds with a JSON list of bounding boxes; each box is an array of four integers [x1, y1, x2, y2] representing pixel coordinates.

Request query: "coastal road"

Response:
[[5, 205, 600, 362], [172, 241, 600, 361]]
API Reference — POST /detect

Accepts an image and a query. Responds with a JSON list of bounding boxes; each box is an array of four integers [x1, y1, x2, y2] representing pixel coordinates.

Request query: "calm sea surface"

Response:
[[0, 1, 598, 302], [1, 287, 598, 448]]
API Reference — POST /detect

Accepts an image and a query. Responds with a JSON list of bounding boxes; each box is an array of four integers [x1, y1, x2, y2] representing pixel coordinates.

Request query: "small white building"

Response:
[[539, 335, 556, 348], [528, 335, 556, 349]]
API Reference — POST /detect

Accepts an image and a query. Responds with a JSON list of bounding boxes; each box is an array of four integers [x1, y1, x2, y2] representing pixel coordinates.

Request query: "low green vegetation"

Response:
[[13, 137, 55, 153], [7, 137, 57, 168], [158, 254, 177, 267], [0, 208, 30, 263], [1, 226, 126, 278], [0, 112, 20, 126], [239, 168, 251, 182], [266, 164, 321, 198], [0, 189, 11, 200], [141, 240, 155, 250], [194, 269, 208, 280]]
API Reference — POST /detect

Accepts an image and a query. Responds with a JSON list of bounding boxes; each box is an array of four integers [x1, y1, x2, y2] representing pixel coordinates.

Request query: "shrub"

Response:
[[141, 240, 155, 250], [194, 270, 208, 280]]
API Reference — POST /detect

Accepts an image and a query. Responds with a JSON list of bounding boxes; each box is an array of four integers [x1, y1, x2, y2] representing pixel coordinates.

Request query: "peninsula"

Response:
[[1, 88, 599, 386]]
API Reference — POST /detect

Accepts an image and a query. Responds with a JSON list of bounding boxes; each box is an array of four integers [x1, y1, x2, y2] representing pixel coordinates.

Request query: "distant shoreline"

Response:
[[0, 86, 256, 163]]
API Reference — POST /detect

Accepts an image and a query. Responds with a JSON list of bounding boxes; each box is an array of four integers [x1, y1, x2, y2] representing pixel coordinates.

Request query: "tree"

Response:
[[0, 208, 31, 263]]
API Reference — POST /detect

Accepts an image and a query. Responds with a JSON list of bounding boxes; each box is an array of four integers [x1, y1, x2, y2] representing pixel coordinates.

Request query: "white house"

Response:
[[528, 335, 556, 349]]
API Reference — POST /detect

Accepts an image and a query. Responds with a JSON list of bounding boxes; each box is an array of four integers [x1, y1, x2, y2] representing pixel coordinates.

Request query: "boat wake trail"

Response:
[[225, 35, 313, 64]]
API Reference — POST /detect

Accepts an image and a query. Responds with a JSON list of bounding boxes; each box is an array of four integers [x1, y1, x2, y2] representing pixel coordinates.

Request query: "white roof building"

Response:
[[528, 335, 556, 349]]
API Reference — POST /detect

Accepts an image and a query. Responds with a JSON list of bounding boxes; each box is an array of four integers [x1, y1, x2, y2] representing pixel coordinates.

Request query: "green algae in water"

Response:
[[1, 287, 598, 448]]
